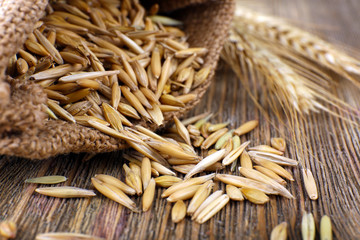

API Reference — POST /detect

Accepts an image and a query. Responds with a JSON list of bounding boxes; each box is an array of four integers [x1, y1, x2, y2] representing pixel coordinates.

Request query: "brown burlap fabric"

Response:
[[0, 0, 234, 159]]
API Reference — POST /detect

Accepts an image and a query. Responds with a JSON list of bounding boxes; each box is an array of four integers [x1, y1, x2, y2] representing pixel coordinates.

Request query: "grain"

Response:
[[301, 212, 316, 240], [215, 130, 234, 149], [35, 232, 105, 240], [173, 116, 192, 145], [223, 28, 339, 114], [59, 70, 120, 83], [87, 120, 135, 142], [147, 103, 164, 126], [34, 29, 63, 64], [195, 194, 229, 224], [16, 58, 29, 75], [46, 91, 69, 104], [150, 161, 176, 176], [141, 157, 152, 190], [254, 158, 294, 181], [0, 220, 16, 239], [25, 175, 67, 184], [201, 128, 228, 149], [234, 120, 258, 136], [155, 176, 182, 188], [171, 200, 187, 223], [94, 174, 136, 196], [215, 174, 277, 195], [193, 66, 211, 88], [118, 102, 140, 120], [222, 141, 250, 166], [254, 166, 287, 185], [102, 103, 123, 131], [91, 177, 138, 212], [121, 86, 151, 120], [18, 49, 37, 66], [270, 222, 288, 240], [167, 185, 201, 202], [155, 56, 172, 99], [145, 138, 198, 161], [207, 121, 230, 132], [35, 186, 96, 198], [189, 188, 220, 219], [239, 167, 294, 199], [241, 188, 270, 204], [161, 174, 215, 198], [240, 150, 253, 169], [160, 94, 185, 107], [47, 100, 76, 123], [271, 137, 286, 152], [184, 149, 226, 180], [142, 178, 156, 211], [248, 151, 298, 166], [25, 40, 50, 56], [76, 79, 100, 90], [123, 164, 142, 196], [187, 180, 214, 215], [226, 185, 244, 201], [248, 145, 284, 155], [320, 215, 332, 240], [302, 168, 318, 200]]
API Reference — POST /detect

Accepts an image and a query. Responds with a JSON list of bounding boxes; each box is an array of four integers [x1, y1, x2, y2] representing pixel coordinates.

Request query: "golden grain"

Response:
[[47, 100, 76, 123], [254, 158, 294, 181], [320, 215, 332, 240], [184, 149, 226, 180], [239, 167, 294, 199], [234, 120, 258, 136], [195, 194, 229, 224], [35, 232, 105, 240], [270, 222, 288, 240], [301, 212, 315, 240], [167, 185, 201, 202], [248, 145, 284, 155], [123, 164, 142, 196], [161, 174, 215, 198], [302, 168, 318, 200], [222, 141, 250, 166], [201, 128, 228, 149], [154, 176, 182, 188], [226, 185, 244, 201], [215, 174, 277, 195], [34, 29, 63, 64], [35, 186, 96, 198], [254, 166, 287, 185], [248, 151, 298, 166], [25, 175, 67, 184], [241, 188, 269, 204], [141, 157, 152, 190], [102, 103, 123, 131], [187, 180, 214, 215], [172, 200, 187, 223], [94, 174, 136, 195], [91, 177, 138, 212], [0, 220, 17, 239], [271, 138, 286, 152], [142, 178, 156, 211]]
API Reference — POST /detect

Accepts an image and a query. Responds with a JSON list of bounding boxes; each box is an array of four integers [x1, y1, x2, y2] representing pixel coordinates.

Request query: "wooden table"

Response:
[[1, 0, 360, 239]]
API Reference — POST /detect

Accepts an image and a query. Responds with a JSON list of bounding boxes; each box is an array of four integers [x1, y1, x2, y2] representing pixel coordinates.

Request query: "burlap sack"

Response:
[[0, 0, 234, 159]]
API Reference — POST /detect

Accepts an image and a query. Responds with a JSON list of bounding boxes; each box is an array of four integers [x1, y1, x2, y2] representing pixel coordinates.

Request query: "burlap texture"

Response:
[[0, 0, 234, 159]]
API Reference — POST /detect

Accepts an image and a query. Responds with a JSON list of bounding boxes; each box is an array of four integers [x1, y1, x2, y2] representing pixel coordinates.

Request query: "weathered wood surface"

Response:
[[1, 0, 360, 239]]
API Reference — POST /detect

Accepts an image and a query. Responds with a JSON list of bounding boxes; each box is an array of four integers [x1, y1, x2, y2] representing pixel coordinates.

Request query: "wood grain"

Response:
[[1, 0, 360, 239]]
